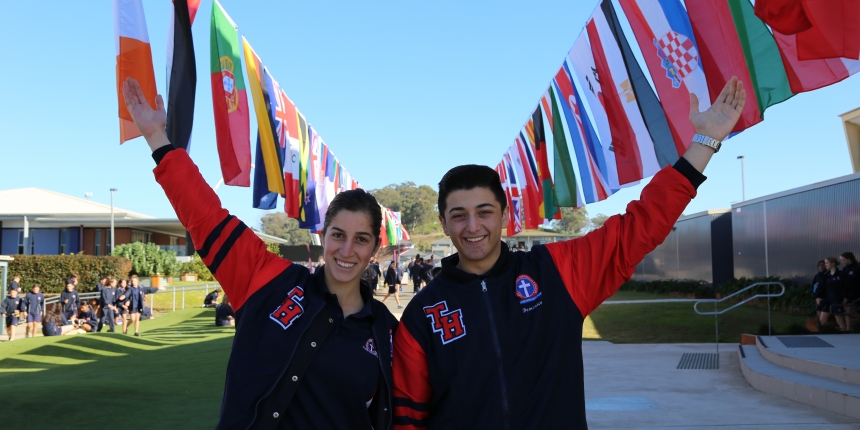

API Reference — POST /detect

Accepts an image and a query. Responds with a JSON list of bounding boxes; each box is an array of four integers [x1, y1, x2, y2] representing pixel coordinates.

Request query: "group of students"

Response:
[[812, 252, 860, 332], [122, 74, 744, 428], [2, 274, 164, 341]]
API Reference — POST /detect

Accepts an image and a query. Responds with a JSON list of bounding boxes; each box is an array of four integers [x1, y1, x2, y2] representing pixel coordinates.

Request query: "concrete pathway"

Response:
[[582, 342, 860, 429]]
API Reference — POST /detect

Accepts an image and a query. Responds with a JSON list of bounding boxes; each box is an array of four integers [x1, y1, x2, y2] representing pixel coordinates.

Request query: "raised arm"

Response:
[[392, 324, 432, 429], [121, 78, 290, 310], [545, 78, 745, 317]]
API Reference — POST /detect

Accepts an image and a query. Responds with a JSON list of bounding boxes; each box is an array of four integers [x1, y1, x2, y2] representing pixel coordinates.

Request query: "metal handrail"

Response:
[[694, 281, 785, 358]]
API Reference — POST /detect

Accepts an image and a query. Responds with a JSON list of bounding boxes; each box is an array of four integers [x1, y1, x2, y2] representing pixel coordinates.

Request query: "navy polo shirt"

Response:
[[281, 286, 380, 430]]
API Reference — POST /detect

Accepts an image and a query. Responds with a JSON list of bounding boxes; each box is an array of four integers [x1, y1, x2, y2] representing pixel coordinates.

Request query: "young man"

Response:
[[9, 276, 21, 293], [93, 276, 105, 293], [22, 284, 44, 339], [98, 278, 118, 332], [2, 289, 23, 341], [203, 287, 220, 308], [391, 79, 746, 429]]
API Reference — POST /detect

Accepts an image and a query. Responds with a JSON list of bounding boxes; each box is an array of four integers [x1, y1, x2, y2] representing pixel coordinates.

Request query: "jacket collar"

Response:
[[312, 265, 375, 321], [440, 241, 510, 283]]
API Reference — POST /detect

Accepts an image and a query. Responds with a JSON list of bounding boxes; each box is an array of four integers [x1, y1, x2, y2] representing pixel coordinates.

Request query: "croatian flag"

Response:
[[618, 0, 711, 156]]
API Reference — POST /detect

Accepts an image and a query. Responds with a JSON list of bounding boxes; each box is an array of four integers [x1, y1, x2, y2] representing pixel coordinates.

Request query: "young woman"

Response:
[[381, 261, 404, 307], [124, 275, 164, 336], [42, 304, 78, 337], [816, 257, 849, 331], [76, 303, 99, 333], [1, 289, 23, 341], [839, 252, 859, 329], [59, 282, 79, 320], [123, 77, 398, 429], [22, 284, 44, 338], [215, 295, 235, 327]]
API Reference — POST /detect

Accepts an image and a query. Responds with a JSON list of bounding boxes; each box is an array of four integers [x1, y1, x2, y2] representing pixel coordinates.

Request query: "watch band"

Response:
[[692, 134, 721, 153]]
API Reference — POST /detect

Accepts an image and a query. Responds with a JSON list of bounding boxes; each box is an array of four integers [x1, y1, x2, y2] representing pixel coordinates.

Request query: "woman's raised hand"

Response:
[[121, 77, 167, 142]]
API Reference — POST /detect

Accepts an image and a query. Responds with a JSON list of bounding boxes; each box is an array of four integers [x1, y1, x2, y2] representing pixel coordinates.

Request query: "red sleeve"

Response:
[[392, 324, 431, 429], [153, 149, 290, 311], [545, 166, 696, 317]]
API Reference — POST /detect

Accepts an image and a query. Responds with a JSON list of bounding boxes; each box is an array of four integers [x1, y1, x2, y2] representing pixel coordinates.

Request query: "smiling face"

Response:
[[440, 187, 508, 275], [323, 210, 380, 289]]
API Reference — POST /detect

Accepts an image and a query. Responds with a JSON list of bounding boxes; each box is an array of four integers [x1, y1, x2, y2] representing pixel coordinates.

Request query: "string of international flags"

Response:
[[495, 0, 860, 238], [113, 0, 408, 245], [113, 0, 859, 240]]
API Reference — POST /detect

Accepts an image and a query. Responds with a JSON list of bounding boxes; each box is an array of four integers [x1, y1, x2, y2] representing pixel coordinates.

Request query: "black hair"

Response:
[[437, 164, 507, 216], [842, 252, 857, 265], [322, 189, 383, 247]]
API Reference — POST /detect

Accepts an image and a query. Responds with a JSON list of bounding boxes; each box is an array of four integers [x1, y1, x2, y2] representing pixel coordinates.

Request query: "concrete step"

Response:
[[738, 344, 860, 419], [755, 334, 860, 385]]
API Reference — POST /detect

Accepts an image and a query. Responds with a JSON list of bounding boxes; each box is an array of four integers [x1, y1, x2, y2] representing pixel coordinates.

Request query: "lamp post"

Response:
[[110, 188, 118, 254], [737, 156, 746, 202]]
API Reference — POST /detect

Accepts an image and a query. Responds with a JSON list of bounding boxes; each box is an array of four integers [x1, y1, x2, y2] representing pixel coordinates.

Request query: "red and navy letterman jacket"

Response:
[[392, 162, 703, 429], [152, 147, 396, 430]]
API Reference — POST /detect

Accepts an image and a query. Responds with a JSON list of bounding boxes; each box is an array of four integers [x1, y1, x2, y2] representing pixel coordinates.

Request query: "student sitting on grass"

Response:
[[42, 305, 78, 337], [2, 289, 23, 341], [204, 288, 220, 308], [76, 304, 99, 333], [215, 295, 235, 327]]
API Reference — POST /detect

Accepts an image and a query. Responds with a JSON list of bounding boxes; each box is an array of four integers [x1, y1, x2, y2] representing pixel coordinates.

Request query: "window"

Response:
[[170, 236, 178, 246], [106, 230, 112, 255], [60, 229, 69, 254], [17, 230, 24, 254], [95, 229, 102, 256], [132, 230, 153, 244]]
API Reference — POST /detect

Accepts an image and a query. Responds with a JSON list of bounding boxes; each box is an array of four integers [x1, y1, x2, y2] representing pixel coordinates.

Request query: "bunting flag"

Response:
[[298, 125, 321, 229], [686, 0, 793, 133], [773, 31, 860, 94], [113, 0, 157, 144], [209, 0, 251, 187], [755, 0, 860, 61], [553, 61, 612, 203], [584, 2, 662, 183], [264, 71, 301, 217], [618, 0, 712, 158], [530, 105, 558, 219], [165, 0, 197, 151], [547, 86, 582, 208], [252, 133, 277, 209], [503, 153, 524, 236], [242, 37, 285, 195], [512, 138, 542, 229]]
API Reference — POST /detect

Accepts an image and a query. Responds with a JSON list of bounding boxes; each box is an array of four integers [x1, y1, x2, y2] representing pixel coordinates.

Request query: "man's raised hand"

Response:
[[689, 77, 746, 142], [121, 77, 168, 146]]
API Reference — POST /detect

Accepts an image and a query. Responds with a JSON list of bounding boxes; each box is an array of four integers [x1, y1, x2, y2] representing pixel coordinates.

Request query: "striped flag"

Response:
[[165, 0, 197, 151], [530, 104, 558, 219], [298, 125, 321, 229], [209, 0, 251, 187], [265, 74, 301, 218], [512, 138, 541, 229], [503, 153, 524, 236], [547, 85, 583, 208], [252, 133, 277, 209], [553, 61, 612, 203], [583, 1, 662, 183], [618, 0, 712, 158], [113, 0, 157, 144], [242, 38, 285, 195]]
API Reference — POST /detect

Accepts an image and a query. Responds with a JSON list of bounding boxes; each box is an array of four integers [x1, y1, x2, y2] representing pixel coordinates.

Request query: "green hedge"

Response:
[[181, 254, 214, 282], [113, 242, 182, 277], [7, 254, 132, 294]]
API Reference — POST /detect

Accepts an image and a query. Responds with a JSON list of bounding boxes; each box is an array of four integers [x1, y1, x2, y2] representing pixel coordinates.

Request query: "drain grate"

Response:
[[777, 336, 834, 348], [677, 353, 719, 369]]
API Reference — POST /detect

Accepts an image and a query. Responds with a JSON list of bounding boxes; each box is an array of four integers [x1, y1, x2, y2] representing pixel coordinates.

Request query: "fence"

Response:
[[42, 283, 222, 315]]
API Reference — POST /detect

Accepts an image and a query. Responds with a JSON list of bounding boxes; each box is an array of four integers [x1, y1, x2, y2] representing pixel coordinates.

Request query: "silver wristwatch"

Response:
[[692, 134, 721, 153]]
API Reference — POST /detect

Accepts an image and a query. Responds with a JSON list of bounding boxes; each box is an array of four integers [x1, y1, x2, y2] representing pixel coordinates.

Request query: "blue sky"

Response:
[[1, 0, 858, 230]]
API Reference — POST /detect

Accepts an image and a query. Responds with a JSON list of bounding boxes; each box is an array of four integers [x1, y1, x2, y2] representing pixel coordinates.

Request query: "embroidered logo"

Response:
[[364, 338, 378, 357], [269, 286, 305, 330], [515, 274, 542, 304], [424, 301, 466, 345]]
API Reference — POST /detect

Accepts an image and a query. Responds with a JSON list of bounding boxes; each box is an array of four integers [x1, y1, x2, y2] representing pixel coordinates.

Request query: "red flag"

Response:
[[795, 0, 860, 60]]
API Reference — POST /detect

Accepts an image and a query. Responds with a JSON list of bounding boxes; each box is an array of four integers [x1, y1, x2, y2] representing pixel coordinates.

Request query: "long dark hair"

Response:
[[322, 189, 383, 246], [44, 304, 64, 326], [841, 252, 857, 265]]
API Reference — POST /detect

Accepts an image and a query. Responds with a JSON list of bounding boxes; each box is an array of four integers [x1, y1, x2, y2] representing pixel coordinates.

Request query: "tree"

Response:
[[370, 182, 439, 231], [113, 242, 182, 277], [259, 213, 312, 245], [557, 207, 589, 235], [591, 213, 610, 230]]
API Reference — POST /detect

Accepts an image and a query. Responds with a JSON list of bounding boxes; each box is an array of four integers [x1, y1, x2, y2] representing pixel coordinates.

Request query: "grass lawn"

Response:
[[582, 290, 805, 343], [0, 308, 233, 429]]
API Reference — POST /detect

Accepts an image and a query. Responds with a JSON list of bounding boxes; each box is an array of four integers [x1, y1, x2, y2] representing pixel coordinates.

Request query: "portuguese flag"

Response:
[[210, 0, 251, 187]]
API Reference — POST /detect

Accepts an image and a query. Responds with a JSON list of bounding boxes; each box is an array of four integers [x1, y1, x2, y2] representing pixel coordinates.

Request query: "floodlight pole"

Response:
[[110, 188, 118, 254], [737, 156, 746, 202]]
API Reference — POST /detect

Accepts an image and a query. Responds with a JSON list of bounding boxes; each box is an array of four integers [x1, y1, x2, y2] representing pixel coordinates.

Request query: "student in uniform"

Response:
[[9, 275, 21, 293], [76, 304, 99, 333], [204, 288, 221, 308], [22, 284, 44, 339], [99, 278, 119, 332], [93, 276, 106, 293], [215, 295, 236, 327], [817, 257, 849, 331], [124, 275, 164, 336], [42, 304, 77, 337], [410, 257, 425, 294], [2, 289, 23, 341], [839, 252, 859, 328], [60, 283, 80, 320], [381, 260, 404, 308], [123, 75, 400, 428], [116, 279, 130, 328]]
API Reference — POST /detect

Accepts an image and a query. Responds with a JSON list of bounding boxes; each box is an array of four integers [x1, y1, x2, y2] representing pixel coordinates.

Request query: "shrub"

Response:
[[8, 254, 131, 294], [113, 242, 181, 277], [619, 279, 707, 295], [181, 254, 214, 282]]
